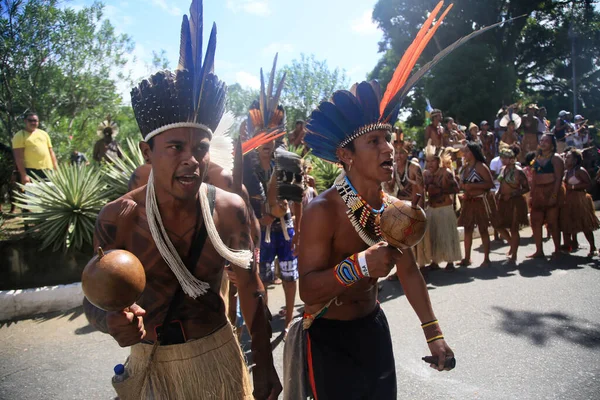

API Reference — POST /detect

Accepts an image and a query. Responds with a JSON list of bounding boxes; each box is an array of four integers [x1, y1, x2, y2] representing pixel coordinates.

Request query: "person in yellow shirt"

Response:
[[11, 112, 58, 184]]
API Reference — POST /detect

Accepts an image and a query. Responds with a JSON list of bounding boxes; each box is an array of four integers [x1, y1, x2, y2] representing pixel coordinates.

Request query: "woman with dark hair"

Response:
[[528, 133, 565, 259], [457, 141, 496, 266], [495, 144, 530, 262], [560, 149, 599, 256]]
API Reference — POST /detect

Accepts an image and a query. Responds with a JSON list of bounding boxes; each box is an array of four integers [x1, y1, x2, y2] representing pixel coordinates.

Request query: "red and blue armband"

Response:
[[333, 251, 369, 287]]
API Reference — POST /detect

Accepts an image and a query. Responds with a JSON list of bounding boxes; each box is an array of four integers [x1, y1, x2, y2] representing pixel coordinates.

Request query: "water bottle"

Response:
[[112, 363, 129, 384]]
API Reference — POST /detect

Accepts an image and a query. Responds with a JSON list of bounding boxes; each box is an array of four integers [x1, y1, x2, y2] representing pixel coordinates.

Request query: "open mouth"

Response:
[[176, 174, 199, 187], [380, 160, 393, 171]]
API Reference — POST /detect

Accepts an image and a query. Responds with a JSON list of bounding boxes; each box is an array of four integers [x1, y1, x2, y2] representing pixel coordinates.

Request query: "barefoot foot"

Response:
[[526, 252, 545, 259]]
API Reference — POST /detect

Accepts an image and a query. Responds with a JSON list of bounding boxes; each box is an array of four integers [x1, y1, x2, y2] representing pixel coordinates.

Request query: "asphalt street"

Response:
[[1, 226, 599, 399]]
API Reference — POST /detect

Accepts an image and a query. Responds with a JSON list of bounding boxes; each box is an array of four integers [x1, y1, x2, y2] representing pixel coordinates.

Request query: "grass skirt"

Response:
[[113, 323, 252, 400], [531, 183, 565, 211], [560, 190, 600, 234], [457, 192, 496, 230], [422, 205, 462, 264], [495, 195, 529, 230]]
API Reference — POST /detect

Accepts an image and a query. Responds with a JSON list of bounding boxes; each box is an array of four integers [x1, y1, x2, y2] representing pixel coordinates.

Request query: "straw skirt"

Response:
[[112, 323, 252, 400], [422, 205, 462, 264]]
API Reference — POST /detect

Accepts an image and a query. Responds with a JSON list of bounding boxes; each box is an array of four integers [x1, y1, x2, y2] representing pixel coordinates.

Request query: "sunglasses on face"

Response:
[[27, 119, 39, 122]]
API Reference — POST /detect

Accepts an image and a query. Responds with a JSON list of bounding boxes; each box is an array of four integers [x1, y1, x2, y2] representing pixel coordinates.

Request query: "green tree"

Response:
[[0, 0, 134, 152], [369, 0, 600, 127], [279, 54, 349, 131]]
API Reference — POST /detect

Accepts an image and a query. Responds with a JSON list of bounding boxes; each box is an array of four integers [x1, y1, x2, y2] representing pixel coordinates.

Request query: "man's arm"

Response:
[[409, 164, 425, 208], [49, 147, 58, 170], [395, 248, 454, 370], [12, 148, 28, 184], [227, 194, 281, 399], [82, 204, 122, 333], [229, 197, 266, 333], [298, 199, 350, 305]]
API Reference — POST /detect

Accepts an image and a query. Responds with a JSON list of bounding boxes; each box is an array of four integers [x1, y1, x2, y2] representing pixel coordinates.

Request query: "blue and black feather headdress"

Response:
[[130, 0, 226, 142], [305, 1, 516, 163]]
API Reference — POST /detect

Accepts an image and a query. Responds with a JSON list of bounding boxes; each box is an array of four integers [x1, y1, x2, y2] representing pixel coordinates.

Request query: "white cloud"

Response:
[[150, 0, 182, 16], [226, 0, 271, 16], [262, 42, 293, 56], [235, 71, 261, 89], [351, 10, 378, 35]]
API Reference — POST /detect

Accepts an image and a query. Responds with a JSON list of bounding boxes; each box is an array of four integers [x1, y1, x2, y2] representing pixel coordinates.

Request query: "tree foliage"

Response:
[[279, 54, 349, 131], [0, 0, 135, 157], [369, 0, 600, 127]]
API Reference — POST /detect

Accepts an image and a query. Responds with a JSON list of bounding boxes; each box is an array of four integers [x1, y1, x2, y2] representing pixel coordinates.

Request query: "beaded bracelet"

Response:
[[334, 252, 369, 287]]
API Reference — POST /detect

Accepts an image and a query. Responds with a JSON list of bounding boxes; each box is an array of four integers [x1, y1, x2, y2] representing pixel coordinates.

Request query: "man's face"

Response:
[[295, 122, 304, 133], [257, 140, 274, 159], [426, 158, 439, 173], [394, 145, 409, 166], [25, 115, 39, 132], [142, 127, 211, 201], [481, 124, 488, 132], [433, 114, 442, 125], [344, 129, 393, 183]]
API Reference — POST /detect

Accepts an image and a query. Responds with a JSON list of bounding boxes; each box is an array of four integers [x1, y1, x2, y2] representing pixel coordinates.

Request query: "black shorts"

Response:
[[306, 304, 396, 399], [25, 168, 48, 180]]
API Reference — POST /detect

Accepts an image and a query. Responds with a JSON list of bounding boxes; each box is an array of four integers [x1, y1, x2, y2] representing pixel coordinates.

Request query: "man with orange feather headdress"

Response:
[[241, 55, 305, 334], [281, 2, 518, 398]]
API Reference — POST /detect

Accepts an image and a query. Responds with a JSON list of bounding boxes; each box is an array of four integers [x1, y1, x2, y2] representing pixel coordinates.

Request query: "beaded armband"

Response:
[[334, 252, 369, 287], [421, 319, 444, 343]]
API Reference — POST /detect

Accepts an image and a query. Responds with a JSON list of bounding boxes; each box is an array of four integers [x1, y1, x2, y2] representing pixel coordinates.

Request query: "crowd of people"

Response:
[[383, 106, 599, 279], [4, 1, 597, 398]]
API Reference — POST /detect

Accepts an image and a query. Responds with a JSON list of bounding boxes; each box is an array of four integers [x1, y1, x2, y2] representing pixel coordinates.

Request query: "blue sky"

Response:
[[70, 0, 383, 96]]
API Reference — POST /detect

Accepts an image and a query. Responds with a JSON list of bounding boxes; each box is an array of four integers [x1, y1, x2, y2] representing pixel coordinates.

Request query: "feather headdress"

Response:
[[240, 54, 288, 153], [130, 0, 226, 143], [305, 1, 519, 163], [97, 116, 119, 138], [425, 139, 445, 160]]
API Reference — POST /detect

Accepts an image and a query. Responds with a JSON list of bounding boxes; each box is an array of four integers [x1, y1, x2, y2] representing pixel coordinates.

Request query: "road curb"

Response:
[[0, 283, 83, 322], [0, 229, 483, 321]]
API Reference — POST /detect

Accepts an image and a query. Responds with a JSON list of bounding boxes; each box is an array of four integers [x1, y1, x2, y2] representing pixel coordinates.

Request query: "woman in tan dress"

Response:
[[560, 149, 599, 256], [495, 145, 530, 262]]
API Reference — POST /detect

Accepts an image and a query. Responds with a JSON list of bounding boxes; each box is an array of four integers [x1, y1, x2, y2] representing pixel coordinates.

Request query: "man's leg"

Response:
[[259, 229, 276, 306], [278, 227, 299, 331]]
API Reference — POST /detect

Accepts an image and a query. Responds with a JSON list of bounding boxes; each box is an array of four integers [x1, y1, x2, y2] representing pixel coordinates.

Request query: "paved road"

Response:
[[1, 227, 600, 399]]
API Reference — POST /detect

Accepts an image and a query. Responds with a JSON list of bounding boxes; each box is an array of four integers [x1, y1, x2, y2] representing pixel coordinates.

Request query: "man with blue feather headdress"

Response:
[[82, 1, 282, 398]]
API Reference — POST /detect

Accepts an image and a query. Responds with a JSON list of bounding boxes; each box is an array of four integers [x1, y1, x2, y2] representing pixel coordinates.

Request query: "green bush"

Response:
[[13, 164, 112, 252], [102, 137, 145, 199]]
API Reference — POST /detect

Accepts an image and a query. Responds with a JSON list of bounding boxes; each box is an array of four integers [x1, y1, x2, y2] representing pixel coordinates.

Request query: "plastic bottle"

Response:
[[112, 363, 129, 384]]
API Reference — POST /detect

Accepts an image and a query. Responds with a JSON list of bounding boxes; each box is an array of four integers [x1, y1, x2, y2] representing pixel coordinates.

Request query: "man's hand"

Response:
[[106, 303, 146, 347], [225, 266, 239, 287], [427, 339, 455, 371], [259, 214, 275, 226], [365, 242, 403, 278], [21, 174, 31, 185]]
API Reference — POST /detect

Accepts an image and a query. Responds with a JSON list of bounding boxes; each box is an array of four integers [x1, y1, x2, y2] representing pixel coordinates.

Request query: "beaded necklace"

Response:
[[335, 173, 390, 246]]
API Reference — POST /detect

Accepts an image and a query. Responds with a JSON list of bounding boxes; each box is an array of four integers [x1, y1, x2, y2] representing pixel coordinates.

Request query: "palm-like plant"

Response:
[[102, 137, 145, 199], [310, 156, 341, 193], [13, 165, 111, 252]]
